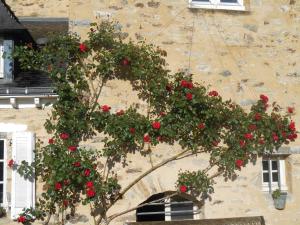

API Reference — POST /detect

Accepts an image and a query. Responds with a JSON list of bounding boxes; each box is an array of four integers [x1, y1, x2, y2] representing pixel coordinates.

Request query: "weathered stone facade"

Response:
[[2, 0, 300, 225]]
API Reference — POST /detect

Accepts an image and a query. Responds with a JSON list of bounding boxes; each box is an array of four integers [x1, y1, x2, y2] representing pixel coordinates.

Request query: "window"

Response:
[[0, 39, 4, 78], [189, 0, 245, 11], [262, 157, 287, 192], [136, 193, 200, 222]]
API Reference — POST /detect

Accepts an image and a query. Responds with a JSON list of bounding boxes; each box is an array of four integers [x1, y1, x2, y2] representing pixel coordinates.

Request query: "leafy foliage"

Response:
[[11, 21, 297, 225]]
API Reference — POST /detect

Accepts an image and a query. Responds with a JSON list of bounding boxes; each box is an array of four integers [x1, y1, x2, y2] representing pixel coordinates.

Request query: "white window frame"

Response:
[[188, 0, 245, 11], [165, 197, 200, 221], [0, 38, 4, 78], [261, 157, 288, 192], [0, 139, 7, 209]]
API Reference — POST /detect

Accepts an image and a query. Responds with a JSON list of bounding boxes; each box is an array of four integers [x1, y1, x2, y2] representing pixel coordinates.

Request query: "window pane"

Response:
[[0, 162, 3, 181], [263, 173, 269, 182], [0, 184, 2, 203], [0, 140, 4, 159], [262, 161, 269, 171], [192, 0, 210, 2], [272, 172, 278, 182], [272, 161, 278, 170], [221, 0, 238, 2], [171, 201, 194, 220]]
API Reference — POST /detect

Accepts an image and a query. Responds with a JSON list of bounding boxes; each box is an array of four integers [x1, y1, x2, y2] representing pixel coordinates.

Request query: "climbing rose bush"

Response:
[[12, 21, 297, 225]]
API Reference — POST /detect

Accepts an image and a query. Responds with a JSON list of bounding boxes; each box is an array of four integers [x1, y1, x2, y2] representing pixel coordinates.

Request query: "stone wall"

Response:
[[3, 0, 300, 225]]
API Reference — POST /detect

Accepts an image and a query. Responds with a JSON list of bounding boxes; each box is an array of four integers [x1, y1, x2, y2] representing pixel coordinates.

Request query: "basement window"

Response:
[[188, 0, 245, 11]]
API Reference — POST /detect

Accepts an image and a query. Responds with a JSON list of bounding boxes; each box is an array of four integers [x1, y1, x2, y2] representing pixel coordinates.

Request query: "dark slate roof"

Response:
[[19, 17, 69, 43], [127, 217, 265, 225], [0, 0, 34, 42]]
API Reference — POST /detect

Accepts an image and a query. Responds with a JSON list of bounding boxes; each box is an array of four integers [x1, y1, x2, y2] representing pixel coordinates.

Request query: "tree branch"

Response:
[[106, 193, 177, 223]]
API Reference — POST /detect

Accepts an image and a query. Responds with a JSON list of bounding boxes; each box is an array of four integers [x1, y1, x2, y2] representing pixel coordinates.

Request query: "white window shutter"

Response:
[[11, 132, 35, 219], [3, 40, 14, 81]]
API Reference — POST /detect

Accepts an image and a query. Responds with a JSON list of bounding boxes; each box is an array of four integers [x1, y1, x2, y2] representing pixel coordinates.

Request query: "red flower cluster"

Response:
[[8, 159, 14, 168], [260, 94, 269, 104], [129, 128, 135, 134], [143, 135, 151, 143], [63, 200, 69, 207], [166, 84, 172, 92], [244, 133, 253, 140], [86, 181, 96, 198], [17, 216, 26, 223], [101, 105, 111, 112], [208, 91, 219, 97], [239, 140, 246, 148], [84, 169, 91, 177], [212, 141, 219, 146], [73, 161, 81, 167], [55, 182, 62, 191], [116, 110, 124, 116], [248, 124, 257, 131], [198, 123, 205, 129], [79, 43, 87, 53], [289, 121, 296, 131], [121, 58, 130, 66], [287, 107, 294, 114], [288, 133, 297, 141], [272, 133, 279, 142], [60, 133, 69, 140], [186, 93, 193, 100], [48, 138, 54, 144], [68, 146, 77, 152], [179, 185, 187, 193], [152, 121, 161, 130], [254, 113, 261, 121], [258, 138, 265, 145], [180, 80, 193, 89], [235, 159, 244, 168]]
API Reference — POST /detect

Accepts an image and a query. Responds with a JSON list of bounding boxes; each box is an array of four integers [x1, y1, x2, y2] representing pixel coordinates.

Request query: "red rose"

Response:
[[254, 113, 261, 121], [244, 133, 253, 140], [60, 133, 69, 140], [129, 128, 135, 134], [187, 82, 193, 89], [248, 124, 257, 131], [86, 181, 94, 188], [64, 179, 70, 185], [186, 93, 193, 100], [208, 91, 218, 97], [179, 185, 187, 193], [289, 121, 296, 131], [63, 200, 69, 207], [152, 121, 161, 130], [55, 182, 62, 191], [198, 123, 205, 129], [272, 133, 279, 142], [101, 105, 111, 112], [8, 159, 14, 168], [17, 216, 26, 223], [180, 80, 188, 88], [288, 133, 297, 141], [235, 159, 244, 168], [79, 43, 87, 53], [116, 110, 124, 116], [157, 136, 163, 142], [281, 131, 286, 138], [121, 58, 130, 66], [260, 94, 269, 104], [239, 140, 246, 148], [159, 112, 166, 117], [84, 169, 91, 177], [68, 146, 77, 152], [166, 84, 172, 92], [143, 135, 151, 143], [258, 138, 265, 145], [87, 188, 96, 198], [212, 141, 219, 146], [48, 138, 54, 144], [73, 161, 81, 167], [287, 107, 294, 114]]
